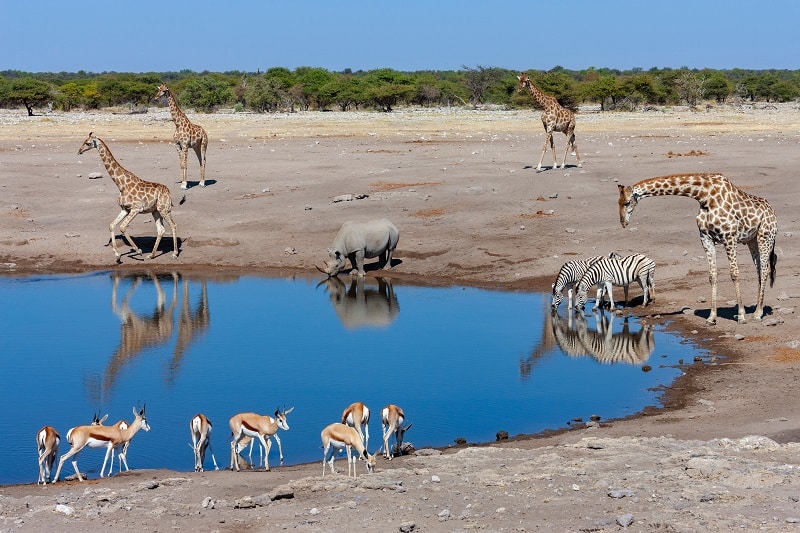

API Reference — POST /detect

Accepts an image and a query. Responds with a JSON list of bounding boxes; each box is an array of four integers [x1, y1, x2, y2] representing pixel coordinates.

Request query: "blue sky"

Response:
[[1, 1, 798, 73]]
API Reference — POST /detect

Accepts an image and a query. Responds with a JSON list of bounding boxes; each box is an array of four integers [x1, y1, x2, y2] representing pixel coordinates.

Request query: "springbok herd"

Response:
[[37, 402, 411, 484]]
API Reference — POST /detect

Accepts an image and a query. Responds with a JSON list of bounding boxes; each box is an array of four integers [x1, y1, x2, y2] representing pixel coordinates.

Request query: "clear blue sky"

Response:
[[2, 0, 798, 73]]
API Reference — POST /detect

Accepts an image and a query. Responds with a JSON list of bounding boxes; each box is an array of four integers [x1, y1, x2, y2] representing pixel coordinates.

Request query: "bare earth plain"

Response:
[[1, 104, 800, 532]]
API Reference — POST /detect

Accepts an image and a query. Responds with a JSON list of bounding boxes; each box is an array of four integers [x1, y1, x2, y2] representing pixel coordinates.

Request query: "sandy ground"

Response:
[[1, 104, 800, 531]]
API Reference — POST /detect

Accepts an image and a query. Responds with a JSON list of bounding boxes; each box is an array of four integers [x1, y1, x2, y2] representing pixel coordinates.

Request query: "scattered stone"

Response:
[[778, 307, 795, 315], [763, 317, 785, 326], [786, 340, 800, 349], [202, 497, 214, 509], [437, 509, 450, 519], [454, 437, 466, 445], [496, 430, 509, 441], [332, 194, 353, 203], [284, 247, 297, 255], [234, 497, 256, 509], [88, 171, 103, 179], [355, 193, 369, 200], [55, 504, 75, 516], [617, 513, 634, 527], [565, 228, 576, 234], [268, 485, 294, 501], [608, 489, 634, 499], [431, 475, 441, 483], [310, 507, 320, 515], [399, 521, 416, 532], [304, 205, 312, 210]]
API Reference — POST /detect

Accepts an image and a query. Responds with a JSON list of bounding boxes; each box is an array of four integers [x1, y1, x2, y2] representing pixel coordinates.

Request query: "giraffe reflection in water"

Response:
[[104, 272, 209, 394], [520, 307, 655, 378], [320, 276, 399, 330]]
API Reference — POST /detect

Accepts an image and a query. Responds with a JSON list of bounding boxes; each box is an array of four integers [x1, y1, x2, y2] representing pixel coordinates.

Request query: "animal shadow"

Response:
[[181, 179, 217, 189], [111, 236, 183, 261], [693, 304, 772, 323]]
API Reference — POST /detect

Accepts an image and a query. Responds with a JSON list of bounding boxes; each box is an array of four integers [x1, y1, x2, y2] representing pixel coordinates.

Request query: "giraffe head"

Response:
[[153, 83, 170, 103], [617, 184, 639, 228], [78, 132, 99, 155], [517, 73, 531, 92]]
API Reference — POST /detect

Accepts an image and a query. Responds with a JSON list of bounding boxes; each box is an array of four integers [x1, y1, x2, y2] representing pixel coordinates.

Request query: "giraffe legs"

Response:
[[537, 130, 555, 171], [723, 242, 746, 323], [701, 235, 719, 325], [194, 137, 207, 187], [178, 145, 189, 190], [564, 130, 582, 168], [109, 209, 141, 263], [149, 211, 179, 260]]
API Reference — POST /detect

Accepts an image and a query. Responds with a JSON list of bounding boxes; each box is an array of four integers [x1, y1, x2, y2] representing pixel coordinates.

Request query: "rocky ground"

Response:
[[1, 104, 799, 531]]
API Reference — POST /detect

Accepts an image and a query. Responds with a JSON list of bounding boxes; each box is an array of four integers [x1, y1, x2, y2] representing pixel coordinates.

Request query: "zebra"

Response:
[[551, 255, 606, 310], [575, 253, 656, 310]]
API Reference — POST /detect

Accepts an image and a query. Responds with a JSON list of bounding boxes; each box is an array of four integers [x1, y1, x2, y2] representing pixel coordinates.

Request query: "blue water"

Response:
[[0, 272, 705, 485]]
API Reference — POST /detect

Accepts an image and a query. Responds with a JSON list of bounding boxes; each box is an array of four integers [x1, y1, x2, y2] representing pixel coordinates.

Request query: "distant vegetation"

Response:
[[1, 65, 798, 116]]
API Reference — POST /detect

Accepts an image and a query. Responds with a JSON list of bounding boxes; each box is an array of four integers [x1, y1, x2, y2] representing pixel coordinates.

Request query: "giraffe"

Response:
[[618, 173, 778, 325], [517, 72, 582, 171], [153, 83, 208, 189], [79, 132, 179, 263]]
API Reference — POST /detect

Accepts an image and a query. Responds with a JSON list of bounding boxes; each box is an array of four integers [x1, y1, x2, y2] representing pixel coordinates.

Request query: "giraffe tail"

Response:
[[178, 195, 186, 206], [769, 246, 777, 288]]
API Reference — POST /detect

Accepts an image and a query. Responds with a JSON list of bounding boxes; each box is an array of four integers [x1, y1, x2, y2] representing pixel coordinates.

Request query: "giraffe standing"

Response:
[[618, 173, 777, 325], [517, 73, 582, 171], [153, 83, 208, 189], [78, 132, 179, 263]]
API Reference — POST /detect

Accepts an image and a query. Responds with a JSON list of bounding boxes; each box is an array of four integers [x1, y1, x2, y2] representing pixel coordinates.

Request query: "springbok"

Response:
[[341, 402, 370, 451], [190, 413, 219, 472], [321, 422, 377, 478], [53, 405, 150, 482], [36, 426, 60, 484], [229, 407, 294, 471], [381, 404, 412, 460]]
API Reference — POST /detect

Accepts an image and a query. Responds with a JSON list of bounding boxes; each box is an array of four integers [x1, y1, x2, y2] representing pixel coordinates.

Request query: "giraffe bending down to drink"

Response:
[[153, 83, 208, 189], [618, 173, 777, 324], [517, 73, 582, 171], [78, 132, 179, 263]]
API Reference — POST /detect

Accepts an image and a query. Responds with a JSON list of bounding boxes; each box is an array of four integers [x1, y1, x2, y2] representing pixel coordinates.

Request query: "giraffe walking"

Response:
[[78, 132, 179, 263], [154, 83, 208, 189], [517, 73, 582, 171], [618, 173, 777, 324]]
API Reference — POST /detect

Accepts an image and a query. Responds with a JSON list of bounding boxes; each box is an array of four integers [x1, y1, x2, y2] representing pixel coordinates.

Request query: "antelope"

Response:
[[341, 402, 370, 451], [104, 419, 132, 477], [36, 426, 60, 484], [229, 407, 294, 471], [381, 404, 412, 460], [321, 422, 377, 478], [190, 413, 219, 472], [53, 405, 151, 482]]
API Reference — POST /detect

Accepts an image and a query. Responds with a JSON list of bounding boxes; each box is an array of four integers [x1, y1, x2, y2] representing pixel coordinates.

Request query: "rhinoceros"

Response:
[[321, 219, 399, 276]]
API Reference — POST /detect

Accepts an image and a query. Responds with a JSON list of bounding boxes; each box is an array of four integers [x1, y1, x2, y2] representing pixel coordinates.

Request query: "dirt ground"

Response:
[[1, 104, 800, 531]]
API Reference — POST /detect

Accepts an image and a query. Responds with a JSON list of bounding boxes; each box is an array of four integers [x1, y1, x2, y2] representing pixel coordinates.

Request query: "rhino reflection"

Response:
[[104, 272, 210, 394], [321, 276, 399, 329], [521, 308, 655, 378]]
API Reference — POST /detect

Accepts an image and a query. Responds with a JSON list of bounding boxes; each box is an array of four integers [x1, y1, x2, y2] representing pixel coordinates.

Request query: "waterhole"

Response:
[[0, 271, 708, 485]]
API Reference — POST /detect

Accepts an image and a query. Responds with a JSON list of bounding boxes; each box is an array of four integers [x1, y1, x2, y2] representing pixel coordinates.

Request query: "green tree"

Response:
[[363, 68, 414, 112], [6, 78, 51, 115], [179, 76, 234, 112]]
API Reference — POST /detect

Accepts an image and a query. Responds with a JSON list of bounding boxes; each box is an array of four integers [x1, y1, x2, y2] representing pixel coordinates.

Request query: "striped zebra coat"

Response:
[[551, 255, 606, 310], [576, 253, 656, 310]]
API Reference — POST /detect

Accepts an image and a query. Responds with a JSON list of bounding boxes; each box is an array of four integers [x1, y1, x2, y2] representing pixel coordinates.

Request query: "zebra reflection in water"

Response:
[[520, 308, 656, 378]]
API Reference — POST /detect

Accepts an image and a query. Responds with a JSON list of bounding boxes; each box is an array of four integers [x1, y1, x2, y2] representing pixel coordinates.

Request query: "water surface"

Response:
[[0, 272, 705, 485]]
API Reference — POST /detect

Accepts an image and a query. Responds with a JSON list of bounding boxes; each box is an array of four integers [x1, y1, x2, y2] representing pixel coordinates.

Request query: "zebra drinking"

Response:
[[551, 256, 605, 310], [575, 253, 655, 310]]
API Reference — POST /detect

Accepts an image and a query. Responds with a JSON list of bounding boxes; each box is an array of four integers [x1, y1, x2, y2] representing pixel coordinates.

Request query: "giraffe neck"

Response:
[[526, 81, 556, 110], [94, 138, 136, 191], [167, 91, 190, 126], [632, 174, 715, 205]]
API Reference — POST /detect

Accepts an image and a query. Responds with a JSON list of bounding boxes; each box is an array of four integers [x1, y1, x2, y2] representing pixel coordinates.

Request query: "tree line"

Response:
[[1, 65, 798, 116]]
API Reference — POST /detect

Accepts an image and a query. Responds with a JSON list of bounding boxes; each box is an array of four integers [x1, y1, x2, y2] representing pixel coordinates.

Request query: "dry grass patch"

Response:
[[413, 208, 444, 218], [769, 346, 800, 363], [370, 181, 442, 191], [667, 150, 709, 158], [520, 210, 555, 219]]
